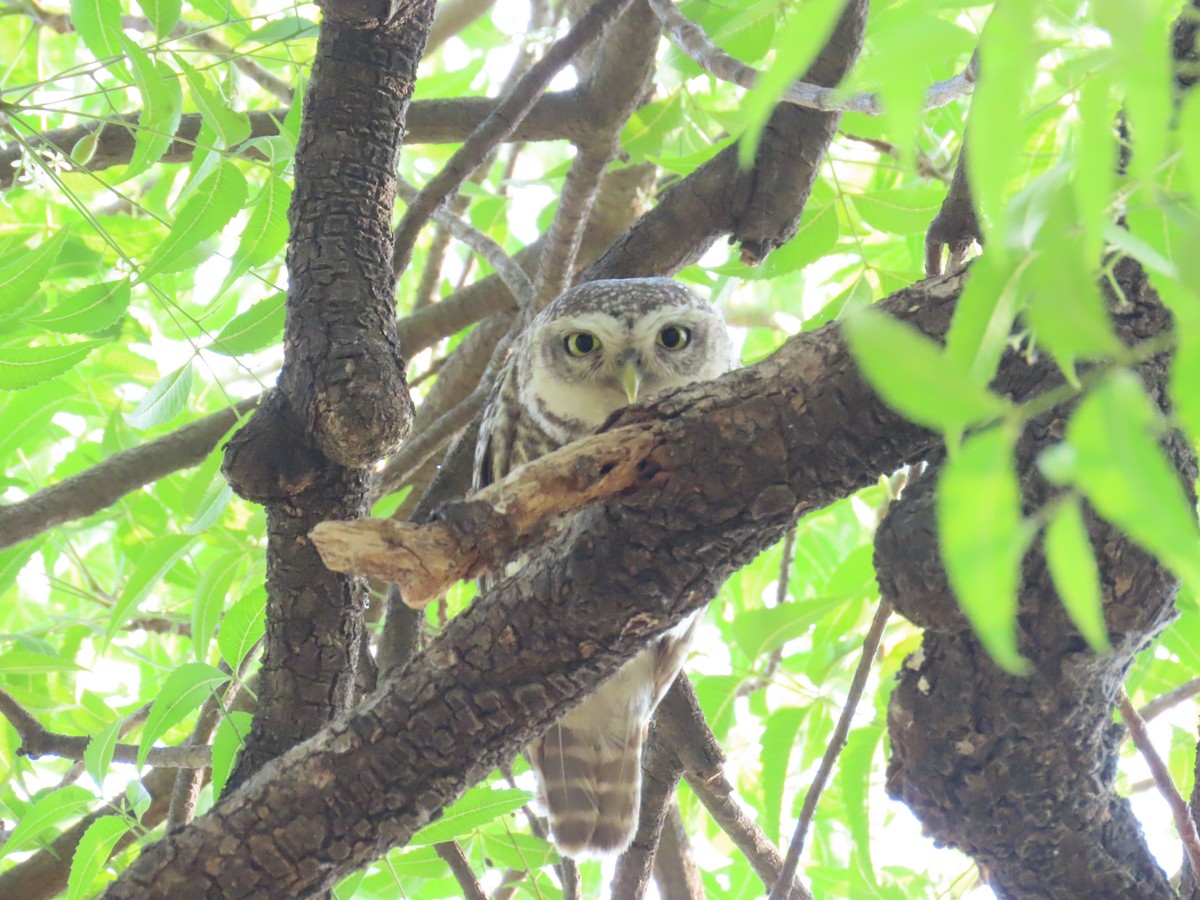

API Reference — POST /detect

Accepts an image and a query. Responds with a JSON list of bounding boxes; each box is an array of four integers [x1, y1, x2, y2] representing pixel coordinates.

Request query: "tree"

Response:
[[0, 0, 1198, 897]]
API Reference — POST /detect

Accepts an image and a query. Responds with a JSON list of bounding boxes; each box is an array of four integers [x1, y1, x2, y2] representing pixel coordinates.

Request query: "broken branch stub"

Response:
[[310, 423, 663, 607]]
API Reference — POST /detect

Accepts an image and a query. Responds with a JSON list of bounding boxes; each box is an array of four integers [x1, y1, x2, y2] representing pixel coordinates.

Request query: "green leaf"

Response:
[[174, 56, 251, 148], [208, 293, 286, 356], [0, 650, 86, 673], [138, 662, 230, 768], [85, 718, 124, 789], [836, 725, 883, 885], [192, 552, 244, 662], [25, 280, 131, 334], [967, 0, 1036, 241], [108, 534, 195, 640], [1072, 66, 1117, 265], [70, 0, 123, 62], [1182, 91, 1200, 198], [125, 363, 193, 431], [135, 0, 181, 36], [0, 786, 95, 860], [120, 37, 184, 179], [211, 710, 252, 800], [215, 177, 291, 298], [937, 426, 1032, 674], [1066, 371, 1200, 595], [409, 786, 530, 845], [0, 342, 105, 390], [140, 163, 247, 281], [944, 252, 1022, 388], [844, 307, 1009, 432], [1044, 496, 1109, 653], [759, 707, 805, 844], [66, 815, 129, 900], [738, 0, 845, 166], [0, 228, 71, 320], [1026, 181, 1120, 366], [218, 588, 266, 671], [853, 187, 946, 236], [185, 481, 232, 535]]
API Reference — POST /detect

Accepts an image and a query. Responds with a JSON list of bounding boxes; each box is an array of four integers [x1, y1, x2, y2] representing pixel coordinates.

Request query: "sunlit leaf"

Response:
[[120, 37, 184, 179], [208, 293, 286, 356], [211, 711, 253, 800], [409, 786, 530, 845], [108, 534, 196, 640], [0, 786, 94, 859], [125, 363, 193, 430], [140, 163, 247, 280], [25, 280, 131, 334], [135, 0, 182, 36], [85, 718, 124, 789], [938, 425, 1032, 674], [175, 56, 252, 148], [1066, 372, 1200, 595], [66, 815, 129, 900], [0, 341, 106, 391], [0, 227, 71, 320], [138, 662, 231, 768], [70, 0, 123, 63], [845, 307, 1009, 432], [1044, 496, 1109, 653], [218, 588, 266, 671]]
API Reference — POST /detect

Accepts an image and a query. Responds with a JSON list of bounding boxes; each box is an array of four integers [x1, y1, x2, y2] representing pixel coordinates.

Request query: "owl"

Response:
[[473, 278, 735, 857]]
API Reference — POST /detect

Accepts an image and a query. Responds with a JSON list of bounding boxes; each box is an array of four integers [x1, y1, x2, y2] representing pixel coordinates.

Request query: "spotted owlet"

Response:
[[473, 278, 735, 857]]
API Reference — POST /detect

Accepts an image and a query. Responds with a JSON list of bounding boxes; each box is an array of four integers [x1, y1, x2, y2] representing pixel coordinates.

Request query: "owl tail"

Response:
[[533, 722, 643, 858]]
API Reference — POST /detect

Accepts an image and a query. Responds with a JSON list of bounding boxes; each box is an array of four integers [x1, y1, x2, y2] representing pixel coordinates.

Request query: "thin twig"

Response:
[[391, 0, 635, 277], [648, 0, 976, 117], [1139, 679, 1200, 722], [653, 800, 706, 900], [396, 179, 535, 309], [1117, 687, 1200, 879], [561, 857, 581, 900], [435, 841, 488, 900], [770, 600, 892, 900], [658, 680, 813, 900], [0, 688, 212, 768], [55, 701, 153, 788], [738, 526, 796, 697], [532, 141, 615, 310]]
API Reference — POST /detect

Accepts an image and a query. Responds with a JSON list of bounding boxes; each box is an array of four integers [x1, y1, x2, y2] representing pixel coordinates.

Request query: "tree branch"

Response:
[[653, 800, 706, 900], [649, 0, 976, 116], [609, 727, 684, 899], [391, 0, 636, 277], [770, 600, 892, 899], [1138, 678, 1200, 722], [1117, 688, 1200, 878], [0, 687, 211, 769], [434, 841, 488, 900]]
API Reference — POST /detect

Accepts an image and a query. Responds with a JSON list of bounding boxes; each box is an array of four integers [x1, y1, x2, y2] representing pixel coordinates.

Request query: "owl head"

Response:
[[516, 278, 735, 438]]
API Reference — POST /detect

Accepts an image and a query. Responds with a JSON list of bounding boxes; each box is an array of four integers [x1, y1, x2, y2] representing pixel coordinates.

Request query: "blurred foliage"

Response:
[[0, 0, 1197, 896]]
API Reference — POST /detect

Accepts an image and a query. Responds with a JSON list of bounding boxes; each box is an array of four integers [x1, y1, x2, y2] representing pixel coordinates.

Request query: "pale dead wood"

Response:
[[311, 423, 661, 607]]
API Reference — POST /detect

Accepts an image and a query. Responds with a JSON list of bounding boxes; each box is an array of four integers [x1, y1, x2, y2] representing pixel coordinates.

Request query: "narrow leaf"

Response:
[[0, 342, 105, 391], [1044, 497, 1109, 653], [211, 711, 253, 800], [217, 588, 266, 671], [1066, 371, 1200, 595], [85, 718, 124, 789], [208, 293, 286, 357], [66, 815, 129, 900], [140, 163, 247, 281], [845, 307, 1008, 432], [108, 534, 195, 640], [125, 363, 193, 430], [409, 787, 530, 845], [0, 228, 71, 319], [215, 177, 291, 298], [25, 280, 131, 334], [138, 662, 230, 768], [70, 0, 123, 62], [0, 786, 94, 859], [938, 426, 1032, 674], [0, 650, 85, 673], [135, 0, 181, 36], [120, 37, 183, 179], [175, 57, 251, 148]]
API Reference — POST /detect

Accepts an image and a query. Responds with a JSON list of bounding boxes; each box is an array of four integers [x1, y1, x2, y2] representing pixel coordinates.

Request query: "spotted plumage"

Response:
[[474, 278, 735, 857]]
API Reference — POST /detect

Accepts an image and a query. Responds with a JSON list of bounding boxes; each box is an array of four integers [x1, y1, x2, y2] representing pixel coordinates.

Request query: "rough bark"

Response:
[[584, 0, 868, 278], [220, 0, 433, 785], [102, 272, 961, 898], [882, 258, 1191, 898]]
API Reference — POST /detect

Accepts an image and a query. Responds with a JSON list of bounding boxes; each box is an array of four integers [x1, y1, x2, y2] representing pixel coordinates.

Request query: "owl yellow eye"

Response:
[[657, 325, 691, 350], [564, 332, 600, 357]]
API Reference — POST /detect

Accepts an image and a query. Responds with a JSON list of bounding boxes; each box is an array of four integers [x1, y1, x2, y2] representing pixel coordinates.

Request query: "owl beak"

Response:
[[619, 360, 643, 404]]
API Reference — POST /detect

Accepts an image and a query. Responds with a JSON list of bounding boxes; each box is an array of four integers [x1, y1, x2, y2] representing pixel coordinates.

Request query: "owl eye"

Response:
[[657, 325, 691, 350], [564, 332, 600, 357]]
